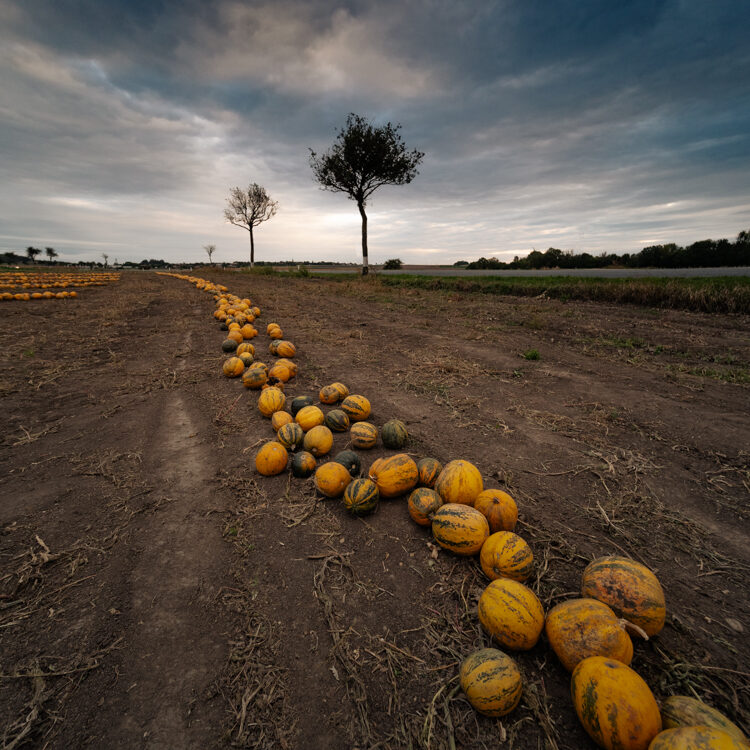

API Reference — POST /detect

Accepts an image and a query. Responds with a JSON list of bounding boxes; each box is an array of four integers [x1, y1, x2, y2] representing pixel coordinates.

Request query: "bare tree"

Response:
[[26, 246, 41, 263], [102, 253, 109, 267], [224, 184, 278, 267], [203, 243, 216, 264], [310, 113, 423, 275], [45, 247, 58, 262]]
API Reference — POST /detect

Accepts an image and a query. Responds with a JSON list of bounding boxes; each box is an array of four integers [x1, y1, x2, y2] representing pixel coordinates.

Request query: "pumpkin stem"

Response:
[[619, 618, 649, 640]]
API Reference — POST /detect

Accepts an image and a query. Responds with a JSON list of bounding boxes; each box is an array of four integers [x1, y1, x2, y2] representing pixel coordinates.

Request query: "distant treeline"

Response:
[[463, 230, 750, 270]]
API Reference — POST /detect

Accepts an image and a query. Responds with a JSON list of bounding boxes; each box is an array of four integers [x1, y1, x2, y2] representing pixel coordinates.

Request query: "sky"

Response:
[[1, 0, 749, 265]]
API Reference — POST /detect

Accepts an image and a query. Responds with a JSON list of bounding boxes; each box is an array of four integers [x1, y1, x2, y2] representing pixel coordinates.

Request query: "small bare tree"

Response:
[[26, 246, 41, 263], [45, 247, 58, 262], [102, 253, 109, 267], [203, 243, 216, 264], [224, 184, 278, 267]]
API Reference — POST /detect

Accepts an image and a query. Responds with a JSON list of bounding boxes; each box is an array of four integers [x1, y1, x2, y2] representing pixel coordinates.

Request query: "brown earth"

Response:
[[1, 270, 748, 749]]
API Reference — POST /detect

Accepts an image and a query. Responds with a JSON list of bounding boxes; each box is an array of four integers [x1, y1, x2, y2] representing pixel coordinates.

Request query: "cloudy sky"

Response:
[[1, 0, 749, 265]]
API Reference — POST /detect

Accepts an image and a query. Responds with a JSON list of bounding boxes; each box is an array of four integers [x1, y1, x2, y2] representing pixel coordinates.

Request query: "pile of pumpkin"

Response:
[[0, 271, 119, 300], [162, 273, 749, 750]]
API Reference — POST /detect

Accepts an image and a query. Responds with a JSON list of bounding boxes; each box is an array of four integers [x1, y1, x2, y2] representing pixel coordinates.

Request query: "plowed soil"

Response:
[[1, 270, 748, 749]]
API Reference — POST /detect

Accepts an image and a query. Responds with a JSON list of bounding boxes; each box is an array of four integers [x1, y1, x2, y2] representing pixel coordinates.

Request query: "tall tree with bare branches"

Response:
[[45, 247, 58, 262], [224, 184, 278, 267], [309, 113, 423, 275], [203, 244, 216, 264]]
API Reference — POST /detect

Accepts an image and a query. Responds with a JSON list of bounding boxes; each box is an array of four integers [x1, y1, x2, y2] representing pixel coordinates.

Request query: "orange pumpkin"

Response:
[[276, 341, 296, 357], [648, 726, 748, 750], [460, 648, 523, 718], [350, 422, 378, 449], [255, 442, 288, 476], [545, 598, 633, 671], [368, 453, 418, 498], [434, 459, 484, 505], [314, 462, 352, 498], [295, 405, 325, 432], [227, 329, 243, 344], [477, 578, 544, 650], [571, 657, 662, 750], [319, 385, 341, 404], [271, 411, 294, 431], [661, 696, 748, 743], [222, 357, 245, 378], [275, 358, 297, 376], [242, 367, 267, 389], [236, 342, 255, 356], [431, 504, 489, 556], [330, 382, 349, 400], [407, 487, 443, 526], [340, 395, 371, 422], [268, 364, 291, 382], [474, 489, 518, 533], [303, 425, 334, 457], [417, 457, 443, 488]]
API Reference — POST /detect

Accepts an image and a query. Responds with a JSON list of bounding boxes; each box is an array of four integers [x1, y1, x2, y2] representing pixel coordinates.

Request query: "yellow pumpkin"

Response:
[[242, 367, 268, 389], [269, 327, 284, 340], [460, 648, 522, 718], [545, 598, 633, 672], [266, 322, 281, 334], [227, 329, 244, 344], [474, 489, 518, 533], [330, 382, 349, 400], [258, 387, 286, 417], [431, 504, 489, 556], [319, 384, 341, 404], [303, 425, 334, 457], [240, 324, 257, 339], [236, 342, 255, 356], [648, 727, 748, 750], [314, 462, 352, 498], [350, 422, 378, 449], [434, 460, 484, 505], [295, 405, 325, 432], [582, 556, 666, 637], [571, 657, 662, 750], [255, 442, 288, 476], [480, 531, 534, 582], [222, 357, 245, 378], [268, 363, 292, 382], [477, 578, 544, 650], [275, 358, 297, 376], [368, 453, 418, 498], [276, 340, 296, 357]]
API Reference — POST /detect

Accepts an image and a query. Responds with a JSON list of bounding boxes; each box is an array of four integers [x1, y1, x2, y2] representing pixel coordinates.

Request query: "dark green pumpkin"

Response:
[[343, 478, 379, 516], [278, 422, 305, 451], [291, 451, 317, 478], [381, 419, 408, 449], [334, 450, 361, 477], [291, 395, 314, 417], [221, 338, 238, 352], [219, 321, 228, 331], [324, 409, 350, 432]]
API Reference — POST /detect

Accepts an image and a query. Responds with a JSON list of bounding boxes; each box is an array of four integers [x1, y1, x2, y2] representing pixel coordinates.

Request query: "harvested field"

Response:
[[1, 270, 748, 749]]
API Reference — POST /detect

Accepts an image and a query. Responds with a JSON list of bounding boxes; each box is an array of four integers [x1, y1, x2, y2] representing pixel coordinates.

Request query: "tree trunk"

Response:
[[249, 226, 255, 268], [358, 201, 369, 275]]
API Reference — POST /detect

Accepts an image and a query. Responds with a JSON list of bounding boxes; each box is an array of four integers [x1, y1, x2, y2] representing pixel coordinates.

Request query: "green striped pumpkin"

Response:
[[431, 503, 489, 556], [340, 394, 371, 422], [290, 395, 314, 417], [459, 648, 522, 717], [221, 338, 238, 352], [479, 531, 534, 582], [342, 478, 379, 516], [417, 457, 443, 488], [324, 409, 350, 432], [477, 578, 545, 650], [277, 422, 304, 451], [407, 487, 443, 526], [381, 419, 408, 449], [350, 421, 378, 449]]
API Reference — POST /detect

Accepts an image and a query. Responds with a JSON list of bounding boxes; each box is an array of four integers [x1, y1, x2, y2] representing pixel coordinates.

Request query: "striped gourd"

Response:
[[417, 457, 443, 488], [271, 411, 293, 431], [222, 357, 245, 377], [343, 478, 379, 516], [295, 405, 325, 431], [434, 459, 483, 505], [319, 385, 341, 404], [661, 696, 748, 744], [581, 556, 666, 637], [381, 419, 408, 449], [350, 421, 378, 449], [330, 382, 349, 400], [277, 422, 304, 451], [545, 598, 633, 672], [242, 367, 267, 390], [368, 453, 419, 498], [407, 487, 443, 526], [477, 578, 544, 650], [431, 503, 489, 555], [276, 341, 296, 358], [291, 451, 316, 478], [571, 657, 662, 750], [459, 648, 522, 718], [649, 727, 748, 750], [340, 395, 371, 422], [257, 387, 285, 417], [324, 409, 350, 432], [236, 342, 255, 356], [480, 531, 534, 582], [303, 425, 334, 457]]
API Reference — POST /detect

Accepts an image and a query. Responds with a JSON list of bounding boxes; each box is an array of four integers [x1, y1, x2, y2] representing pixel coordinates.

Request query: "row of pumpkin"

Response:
[[0, 271, 120, 301], [162, 271, 748, 750]]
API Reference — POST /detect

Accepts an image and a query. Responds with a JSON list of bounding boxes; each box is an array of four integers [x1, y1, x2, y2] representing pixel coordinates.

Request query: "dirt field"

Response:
[[1, 270, 748, 749]]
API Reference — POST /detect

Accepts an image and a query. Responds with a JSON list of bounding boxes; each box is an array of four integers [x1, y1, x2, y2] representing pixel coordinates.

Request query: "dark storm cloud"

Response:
[[1, 0, 748, 261]]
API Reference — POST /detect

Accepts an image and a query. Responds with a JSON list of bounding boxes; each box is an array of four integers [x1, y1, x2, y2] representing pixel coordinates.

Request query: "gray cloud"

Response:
[[1, 0, 748, 263]]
